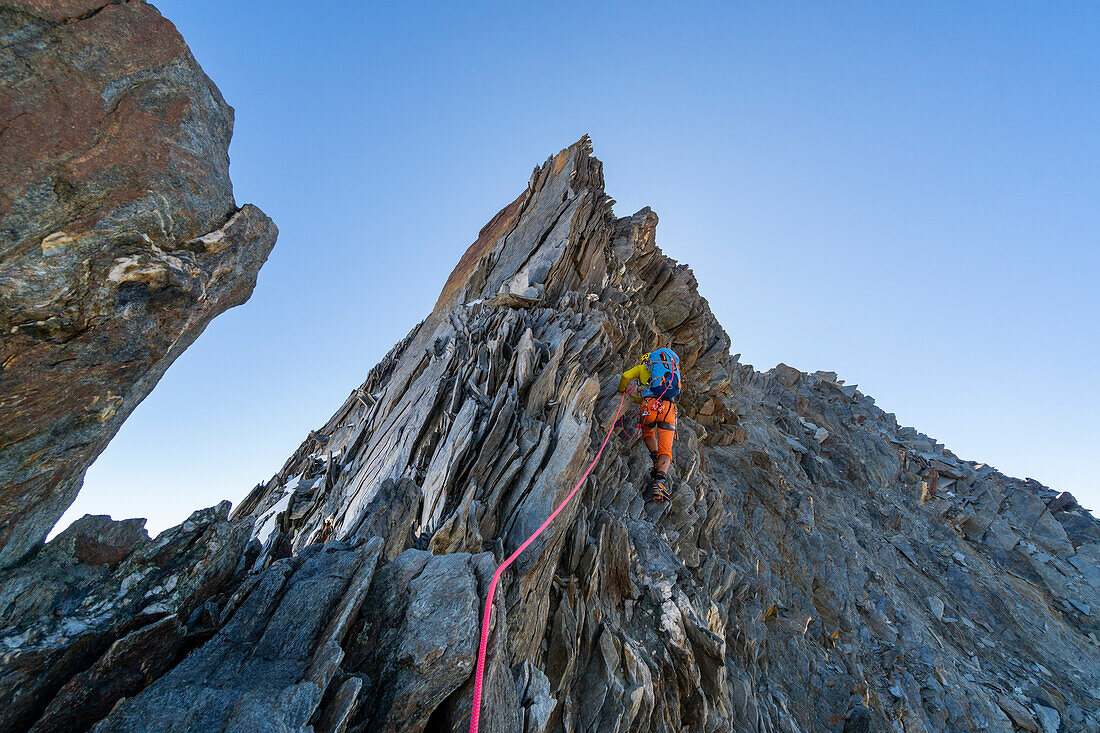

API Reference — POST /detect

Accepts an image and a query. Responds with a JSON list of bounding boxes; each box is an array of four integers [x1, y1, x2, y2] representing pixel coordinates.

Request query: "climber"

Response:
[[618, 346, 681, 503]]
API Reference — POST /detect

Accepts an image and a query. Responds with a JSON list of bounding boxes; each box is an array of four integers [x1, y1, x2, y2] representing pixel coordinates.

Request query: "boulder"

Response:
[[1047, 492, 1078, 513], [0, 0, 277, 569], [46, 514, 148, 567], [772, 363, 803, 389]]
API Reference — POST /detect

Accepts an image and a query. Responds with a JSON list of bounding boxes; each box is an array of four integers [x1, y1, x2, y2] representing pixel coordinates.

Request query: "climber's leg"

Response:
[[644, 400, 677, 503], [641, 398, 659, 465], [655, 403, 676, 485], [654, 401, 676, 466]]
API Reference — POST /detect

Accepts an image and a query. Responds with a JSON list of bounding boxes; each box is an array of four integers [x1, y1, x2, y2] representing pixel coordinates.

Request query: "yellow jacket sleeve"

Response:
[[618, 364, 650, 392]]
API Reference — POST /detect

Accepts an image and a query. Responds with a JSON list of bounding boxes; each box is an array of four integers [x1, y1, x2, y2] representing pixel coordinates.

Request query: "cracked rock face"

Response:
[[0, 502, 255, 732], [2, 125, 1098, 731], [223, 139, 1100, 732], [0, 0, 278, 569]]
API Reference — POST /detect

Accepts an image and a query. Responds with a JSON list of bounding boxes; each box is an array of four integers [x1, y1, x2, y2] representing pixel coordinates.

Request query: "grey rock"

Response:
[[983, 515, 1020, 551], [1033, 703, 1061, 733], [998, 696, 1040, 732], [45, 514, 149, 567], [5, 137, 1100, 733], [31, 614, 186, 733], [95, 538, 384, 732], [843, 704, 871, 733], [1047, 492, 1078, 513], [343, 550, 483, 733], [517, 662, 556, 733], [1031, 509, 1076, 557], [772, 363, 803, 389], [0, 503, 252, 732], [314, 677, 362, 733]]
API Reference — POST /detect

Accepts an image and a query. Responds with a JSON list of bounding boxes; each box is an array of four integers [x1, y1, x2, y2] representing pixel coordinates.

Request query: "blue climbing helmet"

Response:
[[642, 347, 681, 401]]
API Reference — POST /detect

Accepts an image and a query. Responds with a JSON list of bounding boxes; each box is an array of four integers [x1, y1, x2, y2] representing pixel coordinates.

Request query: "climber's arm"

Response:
[[618, 364, 651, 403], [618, 364, 644, 393]]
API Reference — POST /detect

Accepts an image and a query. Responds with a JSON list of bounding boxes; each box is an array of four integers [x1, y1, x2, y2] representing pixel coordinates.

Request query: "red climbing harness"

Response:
[[467, 389, 628, 733], [619, 374, 673, 441]]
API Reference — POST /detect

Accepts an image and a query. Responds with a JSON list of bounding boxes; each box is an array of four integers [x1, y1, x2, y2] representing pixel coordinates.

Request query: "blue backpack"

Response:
[[644, 347, 681, 401]]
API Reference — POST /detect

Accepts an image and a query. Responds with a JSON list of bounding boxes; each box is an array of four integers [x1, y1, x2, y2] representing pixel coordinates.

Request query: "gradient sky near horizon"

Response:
[[53, 1, 1099, 537]]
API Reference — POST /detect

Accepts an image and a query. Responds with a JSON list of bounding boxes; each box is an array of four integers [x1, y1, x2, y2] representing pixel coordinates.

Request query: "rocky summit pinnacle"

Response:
[[3, 133, 1097, 732]]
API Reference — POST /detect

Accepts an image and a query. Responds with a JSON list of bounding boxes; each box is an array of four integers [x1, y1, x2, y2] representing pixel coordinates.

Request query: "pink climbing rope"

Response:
[[467, 389, 628, 733], [618, 391, 643, 439]]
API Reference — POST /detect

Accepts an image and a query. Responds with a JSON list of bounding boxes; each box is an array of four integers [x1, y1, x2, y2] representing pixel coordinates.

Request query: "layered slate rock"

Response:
[[96, 538, 385, 733], [0, 0, 278, 569], [0, 503, 254, 732], [4, 138, 1099, 732], [218, 139, 1097, 731]]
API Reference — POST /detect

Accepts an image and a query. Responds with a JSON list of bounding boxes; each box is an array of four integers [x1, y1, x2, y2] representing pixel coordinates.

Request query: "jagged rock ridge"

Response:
[[3, 138, 1098, 732], [0, 0, 278, 570]]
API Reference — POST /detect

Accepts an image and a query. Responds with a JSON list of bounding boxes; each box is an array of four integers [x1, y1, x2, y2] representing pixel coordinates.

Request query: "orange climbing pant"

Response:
[[641, 398, 677, 458]]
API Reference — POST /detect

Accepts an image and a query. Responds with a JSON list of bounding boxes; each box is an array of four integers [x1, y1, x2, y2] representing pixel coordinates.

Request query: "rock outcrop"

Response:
[[1, 32, 1097, 722], [6, 137, 1095, 732], [0, 503, 254, 731], [0, 0, 278, 569], [212, 138, 1099, 732]]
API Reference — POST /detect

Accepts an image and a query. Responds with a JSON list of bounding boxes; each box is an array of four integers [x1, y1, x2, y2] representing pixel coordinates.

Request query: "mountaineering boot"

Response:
[[649, 469, 672, 503]]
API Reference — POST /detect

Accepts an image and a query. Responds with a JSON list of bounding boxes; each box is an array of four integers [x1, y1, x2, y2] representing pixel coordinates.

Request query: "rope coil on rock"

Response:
[[467, 389, 628, 733]]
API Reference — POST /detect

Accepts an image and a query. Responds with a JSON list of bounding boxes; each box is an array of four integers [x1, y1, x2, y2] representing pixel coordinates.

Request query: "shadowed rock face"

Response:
[[0, 0, 278, 568], [4, 138, 1089, 733], [0, 503, 255, 732]]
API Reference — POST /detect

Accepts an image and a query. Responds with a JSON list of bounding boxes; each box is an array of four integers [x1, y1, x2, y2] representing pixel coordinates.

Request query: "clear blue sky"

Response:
[[55, 1, 1099, 536]]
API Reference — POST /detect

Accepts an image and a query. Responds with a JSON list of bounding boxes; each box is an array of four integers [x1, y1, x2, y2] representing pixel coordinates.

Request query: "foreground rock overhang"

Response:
[[0, 0, 278, 569]]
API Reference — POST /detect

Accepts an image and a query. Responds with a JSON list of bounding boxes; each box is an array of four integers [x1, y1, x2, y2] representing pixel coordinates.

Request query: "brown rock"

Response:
[[773, 363, 803, 389], [47, 513, 148, 567], [0, 0, 277, 568], [998, 696, 1040, 732]]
